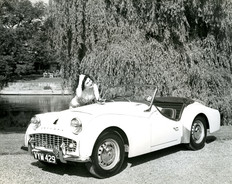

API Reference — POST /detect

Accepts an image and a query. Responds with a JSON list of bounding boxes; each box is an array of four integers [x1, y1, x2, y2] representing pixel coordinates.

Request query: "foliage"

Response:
[[50, 0, 232, 125], [0, 0, 55, 84]]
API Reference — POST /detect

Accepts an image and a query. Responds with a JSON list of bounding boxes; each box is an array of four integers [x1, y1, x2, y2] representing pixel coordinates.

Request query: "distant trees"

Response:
[[0, 0, 55, 85]]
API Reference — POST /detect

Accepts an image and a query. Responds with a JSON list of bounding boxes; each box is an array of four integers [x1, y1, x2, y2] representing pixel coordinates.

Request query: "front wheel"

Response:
[[86, 132, 125, 178], [188, 116, 207, 150]]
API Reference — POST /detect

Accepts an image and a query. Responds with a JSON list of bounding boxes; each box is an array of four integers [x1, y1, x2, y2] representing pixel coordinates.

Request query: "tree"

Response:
[[49, 0, 232, 125], [0, 0, 54, 83]]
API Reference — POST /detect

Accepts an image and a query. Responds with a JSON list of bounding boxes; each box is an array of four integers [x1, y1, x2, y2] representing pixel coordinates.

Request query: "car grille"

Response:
[[30, 133, 77, 152]]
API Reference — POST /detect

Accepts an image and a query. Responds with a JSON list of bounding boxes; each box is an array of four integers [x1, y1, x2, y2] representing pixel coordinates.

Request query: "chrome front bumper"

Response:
[[28, 139, 90, 163]]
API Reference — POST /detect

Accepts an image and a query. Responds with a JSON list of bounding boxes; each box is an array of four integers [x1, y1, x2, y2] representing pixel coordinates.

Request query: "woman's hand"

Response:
[[97, 98, 106, 105]]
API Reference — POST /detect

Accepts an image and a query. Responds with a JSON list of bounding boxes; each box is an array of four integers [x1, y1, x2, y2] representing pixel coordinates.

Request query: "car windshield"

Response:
[[101, 84, 157, 106], [103, 86, 157, 107]]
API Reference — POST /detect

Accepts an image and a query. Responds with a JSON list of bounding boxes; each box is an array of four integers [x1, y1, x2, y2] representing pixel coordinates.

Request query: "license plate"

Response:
[[33, 151, 56, 164]]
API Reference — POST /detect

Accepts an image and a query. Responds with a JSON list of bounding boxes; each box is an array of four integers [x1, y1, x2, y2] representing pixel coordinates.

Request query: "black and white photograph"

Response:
[[0, 0, 232, 183]]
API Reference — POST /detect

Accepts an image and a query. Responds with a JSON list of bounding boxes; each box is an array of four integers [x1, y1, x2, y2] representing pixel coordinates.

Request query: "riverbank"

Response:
[[0, 77, 72, 95]]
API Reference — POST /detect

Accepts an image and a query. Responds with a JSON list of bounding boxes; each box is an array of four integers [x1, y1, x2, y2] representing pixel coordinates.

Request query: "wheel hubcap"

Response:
[[98, 139, 120, 170], [191, 120, 205, 143]]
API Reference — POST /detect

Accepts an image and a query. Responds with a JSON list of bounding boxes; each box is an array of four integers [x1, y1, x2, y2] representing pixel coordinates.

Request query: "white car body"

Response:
[[24, 95, 220, 178]]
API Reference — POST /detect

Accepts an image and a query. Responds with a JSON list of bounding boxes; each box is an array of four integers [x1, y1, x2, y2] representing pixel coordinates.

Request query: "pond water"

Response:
[[0, 95, 72, 130]]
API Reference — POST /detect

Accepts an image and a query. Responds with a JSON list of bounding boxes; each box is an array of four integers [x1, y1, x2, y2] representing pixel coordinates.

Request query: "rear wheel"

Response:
[[86, 132, 125, 178], [188, 116, 207, 150]]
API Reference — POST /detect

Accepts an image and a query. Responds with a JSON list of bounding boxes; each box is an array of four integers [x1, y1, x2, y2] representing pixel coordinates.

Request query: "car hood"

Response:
[[69, 101, 150, 117], [34, 101, 150, 128]]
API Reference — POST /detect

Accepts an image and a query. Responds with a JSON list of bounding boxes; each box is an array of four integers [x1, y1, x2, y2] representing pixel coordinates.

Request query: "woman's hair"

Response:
[[81, 74, 94, 91]]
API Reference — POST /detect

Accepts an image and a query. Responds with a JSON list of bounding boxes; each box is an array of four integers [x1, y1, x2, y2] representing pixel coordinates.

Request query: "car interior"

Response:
[[153, 97, 194, 121]]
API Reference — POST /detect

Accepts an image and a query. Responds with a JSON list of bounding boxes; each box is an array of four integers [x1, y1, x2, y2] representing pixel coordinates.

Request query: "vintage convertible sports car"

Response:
[[24, 88, 220, 178]]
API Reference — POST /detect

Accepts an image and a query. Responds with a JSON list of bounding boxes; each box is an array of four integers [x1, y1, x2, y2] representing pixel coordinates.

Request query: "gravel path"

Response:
[[0, 126, 232, 184]]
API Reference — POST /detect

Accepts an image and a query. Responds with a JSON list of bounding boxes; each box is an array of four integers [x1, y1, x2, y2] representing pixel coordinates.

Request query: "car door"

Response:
[[150, 106, 181, 151]]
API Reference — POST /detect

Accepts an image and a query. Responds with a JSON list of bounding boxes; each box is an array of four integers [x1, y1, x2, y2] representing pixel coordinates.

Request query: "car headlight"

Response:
[[70, 118, 82, 135], [30, 116, 41, 130]]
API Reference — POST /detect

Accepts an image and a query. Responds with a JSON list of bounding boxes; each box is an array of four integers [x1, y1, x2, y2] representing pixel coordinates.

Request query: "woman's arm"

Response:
[[93, 84, 100, 100], [76, 74, 85, 97]]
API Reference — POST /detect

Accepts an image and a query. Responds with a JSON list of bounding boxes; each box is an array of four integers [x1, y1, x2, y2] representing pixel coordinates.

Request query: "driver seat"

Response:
[[160, 108, 177, 120]]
